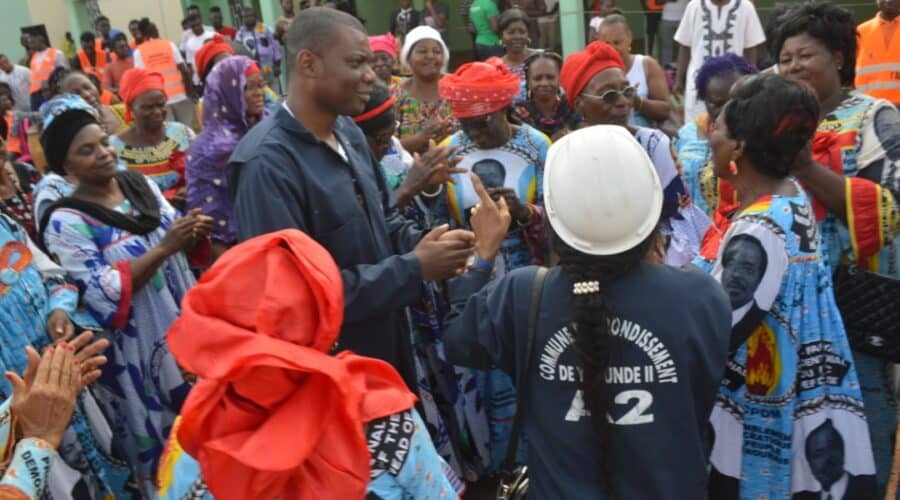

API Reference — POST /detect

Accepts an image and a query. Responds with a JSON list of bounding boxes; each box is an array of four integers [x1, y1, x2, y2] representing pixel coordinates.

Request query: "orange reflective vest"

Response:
[[856, 15, 900, 105], [77, 48, 107, 80], [3, 112, 21, 155], [135, 39, 186, 101], [28, 48, 58, 93]]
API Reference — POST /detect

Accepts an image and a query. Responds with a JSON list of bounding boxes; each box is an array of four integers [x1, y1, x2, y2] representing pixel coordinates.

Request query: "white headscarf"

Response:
[[400, 26, 449, 74]]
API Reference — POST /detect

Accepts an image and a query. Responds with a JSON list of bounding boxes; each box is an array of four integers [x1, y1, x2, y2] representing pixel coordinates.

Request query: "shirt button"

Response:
[[213, 178, 222, 186]]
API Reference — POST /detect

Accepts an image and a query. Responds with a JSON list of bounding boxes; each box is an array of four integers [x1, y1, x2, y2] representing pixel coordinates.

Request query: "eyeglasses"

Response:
[[580, 86, 637, 104]]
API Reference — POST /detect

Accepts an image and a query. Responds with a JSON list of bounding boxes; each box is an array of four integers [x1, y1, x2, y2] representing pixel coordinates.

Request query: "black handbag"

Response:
[[832, 264, 900, 363], [496, 266, 548, 500]]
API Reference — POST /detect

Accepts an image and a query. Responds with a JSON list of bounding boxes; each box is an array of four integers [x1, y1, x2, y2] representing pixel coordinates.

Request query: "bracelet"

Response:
[[420, 184, 444, 198]]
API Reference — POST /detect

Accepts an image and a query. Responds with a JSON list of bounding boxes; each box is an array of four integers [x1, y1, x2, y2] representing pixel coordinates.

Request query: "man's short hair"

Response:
[[80, 31, 96, 43], [185, 13, 202, 24], [210, 6, 222, 13], [285, 7, 365, 64], [94, 15, 109, 25]]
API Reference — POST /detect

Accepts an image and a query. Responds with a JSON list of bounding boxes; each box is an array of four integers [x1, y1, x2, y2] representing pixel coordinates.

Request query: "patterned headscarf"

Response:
[[39, 94, 100, 174], [438, 57, 522, 119], [186, 56, 269, 244]]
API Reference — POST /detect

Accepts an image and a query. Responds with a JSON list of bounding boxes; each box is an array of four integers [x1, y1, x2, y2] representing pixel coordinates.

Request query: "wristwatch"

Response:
[[467, 253, 495, 273]]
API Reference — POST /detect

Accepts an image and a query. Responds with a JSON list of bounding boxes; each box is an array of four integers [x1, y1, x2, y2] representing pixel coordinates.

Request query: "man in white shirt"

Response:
[[0, 55, 32, 112], [660, 0, 687, 66], [183, 13, 216, 85], [673, 0, 765, 122], [179, 4, 214, 53]]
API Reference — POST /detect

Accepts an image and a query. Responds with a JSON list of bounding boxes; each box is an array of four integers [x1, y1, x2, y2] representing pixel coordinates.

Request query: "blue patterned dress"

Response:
[[44, 178, 193, 496], [704, 190, 877, 499], [673, 115, 713, 216], [439, 124, 551, 473], [0, 213, 133, 499]]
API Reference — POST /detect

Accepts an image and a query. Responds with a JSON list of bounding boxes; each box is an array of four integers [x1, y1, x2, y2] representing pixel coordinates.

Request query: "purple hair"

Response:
[[695, 53, 758, 101]]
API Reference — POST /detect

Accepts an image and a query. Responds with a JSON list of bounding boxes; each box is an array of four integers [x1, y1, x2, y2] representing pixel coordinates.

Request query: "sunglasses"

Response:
[[459, 114, 494, 131], [581, 85, 637, 104]]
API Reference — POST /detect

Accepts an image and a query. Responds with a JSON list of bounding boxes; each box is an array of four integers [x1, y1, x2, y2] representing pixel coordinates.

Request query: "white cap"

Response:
[[544, 125, 662, 256], [400, 26, 450, 74]]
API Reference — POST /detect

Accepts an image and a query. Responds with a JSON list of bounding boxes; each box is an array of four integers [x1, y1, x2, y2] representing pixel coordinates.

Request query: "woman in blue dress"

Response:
[[437, 58, 551, 474], [672, 53, 757, 217], [700, 74, 877, 499], [38, 95, 213, 496]]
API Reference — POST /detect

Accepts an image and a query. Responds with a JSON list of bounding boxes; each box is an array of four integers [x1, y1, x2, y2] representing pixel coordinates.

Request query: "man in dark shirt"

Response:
[[228, 7, 475, 388]]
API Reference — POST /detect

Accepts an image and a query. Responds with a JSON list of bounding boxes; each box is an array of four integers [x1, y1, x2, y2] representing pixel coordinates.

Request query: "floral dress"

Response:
[[392, 84, 455, 140], [110, 121, 194, 198], [44, 178, 194, 496], [0, 213, 133, 499], [701, 190, 877, 499]]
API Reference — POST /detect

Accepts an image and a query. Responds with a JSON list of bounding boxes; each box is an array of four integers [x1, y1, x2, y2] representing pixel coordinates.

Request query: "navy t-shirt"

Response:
[[444, 262, 731, 499]]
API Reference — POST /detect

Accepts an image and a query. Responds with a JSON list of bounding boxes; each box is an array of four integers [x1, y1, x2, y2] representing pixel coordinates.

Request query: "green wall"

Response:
[[2, 0, 35, 63], [356, 0, 878, 57]]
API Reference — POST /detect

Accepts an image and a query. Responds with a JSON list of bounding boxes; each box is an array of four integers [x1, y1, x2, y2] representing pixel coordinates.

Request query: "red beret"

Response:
[[559, 41, 625, 107]]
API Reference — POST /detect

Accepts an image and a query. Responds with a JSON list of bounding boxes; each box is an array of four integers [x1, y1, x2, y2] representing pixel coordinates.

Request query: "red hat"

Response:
[[168, 230, 417, 500], [119, 68, 165, 121], [195, 34, 235, 80], [559, 41, 625, 106], [438, 57, 521, 119]]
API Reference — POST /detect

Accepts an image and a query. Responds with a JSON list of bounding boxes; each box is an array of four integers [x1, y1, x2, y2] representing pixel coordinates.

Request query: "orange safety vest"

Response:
[[3, 112, 21, 155], [28, 48, 58, 93], [856, 16, 900, 105], [135, 39, 186, 101], [77, 48, 107, 80], [644, 0, 665, 12]]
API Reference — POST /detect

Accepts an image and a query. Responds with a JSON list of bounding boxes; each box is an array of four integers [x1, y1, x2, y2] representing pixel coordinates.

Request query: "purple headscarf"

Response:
[[186, 56, 268, 245]]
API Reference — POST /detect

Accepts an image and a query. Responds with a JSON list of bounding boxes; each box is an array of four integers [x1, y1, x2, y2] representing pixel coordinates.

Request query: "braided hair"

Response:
[[553, 227, 657, 493], [522, 51, 563, 97]]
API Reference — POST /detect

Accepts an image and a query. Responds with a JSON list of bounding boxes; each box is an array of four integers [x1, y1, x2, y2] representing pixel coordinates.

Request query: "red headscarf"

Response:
[[560, 41, 625, 106], [118, 68, 165, 121], [167, 230, 417, 500], [439, 57, 521, 119], [195, 34, 235, 80], [368, 33, 398, 57]]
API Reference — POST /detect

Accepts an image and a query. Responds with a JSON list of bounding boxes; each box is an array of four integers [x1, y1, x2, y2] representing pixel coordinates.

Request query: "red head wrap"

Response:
[[560, 41, 625, 106], [243, 62, 261, 77], [119, 68, 165, 121], [439, 57, 522, 119], [195, 34, 235, 80], [368, 33, 398, 57], [167, 229, 417, 500]]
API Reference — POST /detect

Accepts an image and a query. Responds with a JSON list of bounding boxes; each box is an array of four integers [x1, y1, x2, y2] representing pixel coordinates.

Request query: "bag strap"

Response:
[[502, 266, 549, 472]]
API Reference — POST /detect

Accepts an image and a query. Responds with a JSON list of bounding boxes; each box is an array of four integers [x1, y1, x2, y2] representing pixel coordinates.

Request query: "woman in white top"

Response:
[[673, 0, 765, 122], [596, 14, 671, 127]]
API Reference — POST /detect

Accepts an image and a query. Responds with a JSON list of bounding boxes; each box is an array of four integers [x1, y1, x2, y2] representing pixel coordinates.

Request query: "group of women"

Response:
[[0, 1, 896, 499], [353, 1, 900, 499]]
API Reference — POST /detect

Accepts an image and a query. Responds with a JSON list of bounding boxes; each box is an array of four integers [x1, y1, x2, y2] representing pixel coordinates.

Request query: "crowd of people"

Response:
[[0, 0, 897, 499]]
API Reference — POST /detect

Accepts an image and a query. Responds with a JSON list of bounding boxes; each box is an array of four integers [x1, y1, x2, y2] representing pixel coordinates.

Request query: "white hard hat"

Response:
[[544, 125, 662, 256]]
